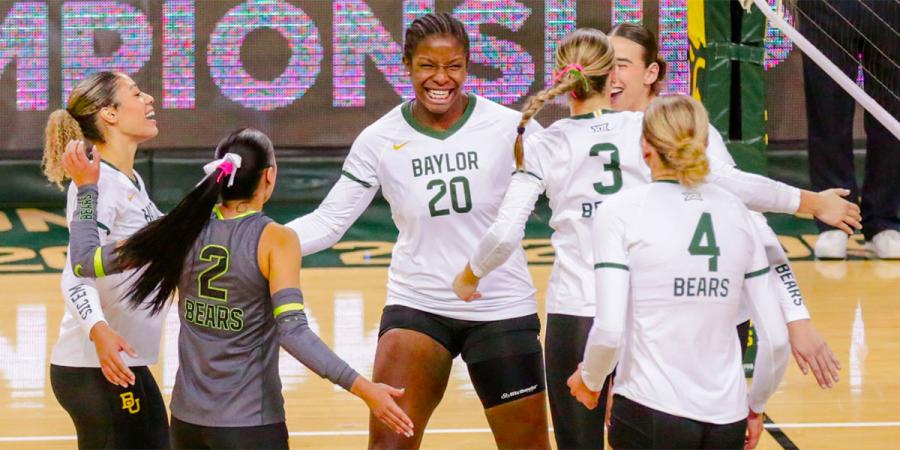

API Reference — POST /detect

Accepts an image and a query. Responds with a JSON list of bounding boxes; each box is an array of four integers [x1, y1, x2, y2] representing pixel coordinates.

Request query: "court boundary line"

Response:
[[2, 422, 899, 442], [765, 415, 799, 450]]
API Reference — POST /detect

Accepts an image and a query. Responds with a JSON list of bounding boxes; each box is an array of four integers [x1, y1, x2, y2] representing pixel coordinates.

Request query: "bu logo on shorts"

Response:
[[120, 392, 141, 414]]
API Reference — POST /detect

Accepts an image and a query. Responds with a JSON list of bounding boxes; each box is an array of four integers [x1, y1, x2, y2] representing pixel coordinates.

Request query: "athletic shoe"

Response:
[[814, 230, 848, 259], [866, 229, 900, 259]]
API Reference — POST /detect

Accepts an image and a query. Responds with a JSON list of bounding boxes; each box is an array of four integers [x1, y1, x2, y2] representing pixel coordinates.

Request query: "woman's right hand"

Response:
[[351, 377, 415, 438], [801, 188, 862, 234], [61, 140, 100, 187], [89, 321, 137, 388]]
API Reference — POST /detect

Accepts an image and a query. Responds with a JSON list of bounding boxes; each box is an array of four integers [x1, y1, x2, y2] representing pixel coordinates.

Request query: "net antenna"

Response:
[[739, 0, 900, 140]]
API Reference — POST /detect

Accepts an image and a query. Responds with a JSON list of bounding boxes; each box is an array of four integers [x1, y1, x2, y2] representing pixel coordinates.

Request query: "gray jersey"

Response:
[[170, 211, 284, 427], [68, 187, 359, 427]]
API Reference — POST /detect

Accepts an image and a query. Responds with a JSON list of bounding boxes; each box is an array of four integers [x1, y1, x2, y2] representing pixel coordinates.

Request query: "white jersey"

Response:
[[469, 110, 803, 317], [581, 182, 790, 423], [287, 94, 540, 321], [51, 162, 166, 367]]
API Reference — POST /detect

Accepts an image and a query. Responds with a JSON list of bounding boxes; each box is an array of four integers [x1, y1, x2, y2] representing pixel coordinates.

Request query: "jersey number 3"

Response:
[[689, 212, 720, 272], [589, 143, 623, 195], [198, 245, 230, 302]]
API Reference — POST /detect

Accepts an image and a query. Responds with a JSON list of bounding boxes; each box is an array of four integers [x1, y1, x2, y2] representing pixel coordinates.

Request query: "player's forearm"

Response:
[[469, 175, 541, 277], [68, 185, 124, 278], [750, 213, 811, 322], [273, 288, 359, 390], [746, 277, 791, 413], [581, 327, 621, 392], [285, 176, 377, 256], [60, 263, 107, 336], [708, 159, 800, 214]]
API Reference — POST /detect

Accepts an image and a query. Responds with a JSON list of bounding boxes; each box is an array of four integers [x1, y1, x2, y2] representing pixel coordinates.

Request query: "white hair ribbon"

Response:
[[201, 153, 243, 187]]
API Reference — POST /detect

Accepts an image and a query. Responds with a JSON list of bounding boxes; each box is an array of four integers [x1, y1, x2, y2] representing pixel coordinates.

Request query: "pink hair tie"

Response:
[[554, 63, 585, 83], [201, 153, 243, 187], [215, 161, 235, 183]]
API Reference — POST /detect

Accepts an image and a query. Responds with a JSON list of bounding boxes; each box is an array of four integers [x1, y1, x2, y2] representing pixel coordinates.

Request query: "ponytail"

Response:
[[514, 76, 583, 170], [642, 95, 710, 188], [43, 109, 85, 190], [117, 170, 227, 314], [116, 128, 275, 314], [514, 28, 616, 170], [43, 71, 123, 190]]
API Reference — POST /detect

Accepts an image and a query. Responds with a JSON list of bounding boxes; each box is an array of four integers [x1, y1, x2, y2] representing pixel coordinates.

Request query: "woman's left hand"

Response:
[[788, 319, 840, 388], [61, 140, 100, 187], [452, 264, 482, 302], [567, 363, 600, 409]]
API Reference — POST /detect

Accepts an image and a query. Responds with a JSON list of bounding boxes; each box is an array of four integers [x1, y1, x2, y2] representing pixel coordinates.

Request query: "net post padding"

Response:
[[689, 0, 768, 175]]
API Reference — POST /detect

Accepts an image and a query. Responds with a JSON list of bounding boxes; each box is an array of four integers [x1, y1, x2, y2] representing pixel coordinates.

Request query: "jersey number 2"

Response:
[[427, 176, 472, 217], [198, 245, 230, 301], [689, 212, 720, 272], [589, 143, 623, 195]]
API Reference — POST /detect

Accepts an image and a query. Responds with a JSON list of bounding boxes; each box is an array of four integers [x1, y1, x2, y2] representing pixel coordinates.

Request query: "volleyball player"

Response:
[[608, 22, 843, 389], [451, 27, 853, 449], [61, 129, 414, 449], [286, 13, 550, 450], [43, 72, 168, 449], [569, 95, 790, 449]]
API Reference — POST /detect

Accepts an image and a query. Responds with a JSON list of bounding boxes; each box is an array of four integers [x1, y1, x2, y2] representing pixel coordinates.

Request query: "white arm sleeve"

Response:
[[707, 157, 801, 214], [59, 182, 119, 336], [469, 174, 543, 278], [61, 258, 106, 335], [581, 207, 630, 392], [286, 128, 383, 256], [743, 223, 791, 413], [749, 212, 811, 322], [285, 176, 377, 256]]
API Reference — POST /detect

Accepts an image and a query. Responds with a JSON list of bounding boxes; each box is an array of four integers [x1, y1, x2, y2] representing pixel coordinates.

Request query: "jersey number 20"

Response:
[[689, 212, 720, 272], [428, 176, 472, 217]]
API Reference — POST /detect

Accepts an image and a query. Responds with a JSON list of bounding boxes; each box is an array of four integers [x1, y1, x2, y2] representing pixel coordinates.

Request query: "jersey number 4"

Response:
[[427, 176, 472, 217], [689, 212, 721, 272], [198, 245, 230, 302], [589, 143, 623, 195]]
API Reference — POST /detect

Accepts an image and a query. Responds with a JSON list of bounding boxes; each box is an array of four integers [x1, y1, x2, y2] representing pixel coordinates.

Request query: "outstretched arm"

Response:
[[285, 175, 378, 256], [707, 156, 861, 234], [262, 224, 414, 437]]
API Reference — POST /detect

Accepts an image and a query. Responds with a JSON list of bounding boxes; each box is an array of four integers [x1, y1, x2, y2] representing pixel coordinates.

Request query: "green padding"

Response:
[[691, 0, 769, 176], [707, 42, 765, 64], [727, 140, 767, 175]]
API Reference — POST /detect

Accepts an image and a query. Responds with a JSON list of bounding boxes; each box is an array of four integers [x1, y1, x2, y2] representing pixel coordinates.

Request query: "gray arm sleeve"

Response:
[[68, 185, 123, 278], [273, 288, 359, 391]]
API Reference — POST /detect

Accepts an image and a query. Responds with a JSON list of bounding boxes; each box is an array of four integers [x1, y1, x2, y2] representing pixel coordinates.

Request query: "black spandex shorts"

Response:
[[170, 417, 288, 450], [609, 394, 747, 449], [379, 304, 545, 408], [50, 364, 169, 449]]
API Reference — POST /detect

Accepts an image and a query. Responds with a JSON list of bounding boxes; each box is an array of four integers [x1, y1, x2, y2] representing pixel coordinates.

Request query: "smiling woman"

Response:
[[286, 12, 551, 450], [41, 71, 169, 449]]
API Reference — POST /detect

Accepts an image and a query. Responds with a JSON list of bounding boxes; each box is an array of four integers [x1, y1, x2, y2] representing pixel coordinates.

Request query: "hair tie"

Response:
[[517, 126, 525, 135], [554, 63, 585, 83], [201, 153, 243, 187]]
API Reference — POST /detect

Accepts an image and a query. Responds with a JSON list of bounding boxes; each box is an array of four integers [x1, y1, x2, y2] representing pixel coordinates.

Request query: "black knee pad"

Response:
[[467, 350, 546, 409]]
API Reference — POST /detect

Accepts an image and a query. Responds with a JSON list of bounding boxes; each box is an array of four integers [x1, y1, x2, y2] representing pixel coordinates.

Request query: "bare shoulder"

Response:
[[261, 222, 300, 250]]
